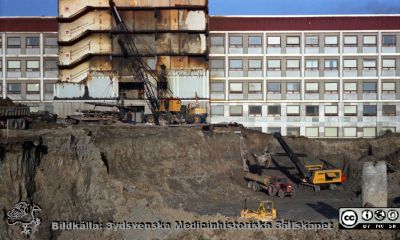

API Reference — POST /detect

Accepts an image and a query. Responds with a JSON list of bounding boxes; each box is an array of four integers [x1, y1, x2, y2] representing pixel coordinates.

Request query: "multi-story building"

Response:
[[0, 17, 58, 112], [56, 0, 208, 117], [208, 15, 400, 138]]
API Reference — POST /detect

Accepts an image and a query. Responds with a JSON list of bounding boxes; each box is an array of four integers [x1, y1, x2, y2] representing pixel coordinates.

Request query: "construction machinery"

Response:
[[109, 0, 207, 125], [0, 98, 30, 129], [244, 172, 295, 198], [240, 200, 277, 222], [273, 132, 347, 191]]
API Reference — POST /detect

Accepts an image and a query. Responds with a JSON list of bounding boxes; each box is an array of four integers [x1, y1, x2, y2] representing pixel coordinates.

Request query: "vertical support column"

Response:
[[225, 32, 229, 102], [339, 31, 344, 138], [263, 32, 267, 102], [378, 31, 382, 101], [40, 33, 44, 102], [2, 33, 6, 99], [301, 32, 305, 101]]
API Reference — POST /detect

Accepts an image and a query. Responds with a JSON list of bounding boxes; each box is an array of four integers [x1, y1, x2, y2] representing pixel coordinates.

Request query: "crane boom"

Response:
[[109, 0, 172, 125], [273, 132, 310, 180]]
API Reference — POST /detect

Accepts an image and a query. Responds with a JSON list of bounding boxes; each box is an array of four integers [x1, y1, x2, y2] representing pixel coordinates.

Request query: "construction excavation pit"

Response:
[[0, 124, 399, 239]]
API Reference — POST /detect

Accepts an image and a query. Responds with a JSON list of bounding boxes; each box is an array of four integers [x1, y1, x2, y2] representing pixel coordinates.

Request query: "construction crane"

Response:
[[109, 0, 170, 125], [109, 0, 208, 125], [273, 132, 347, 191]]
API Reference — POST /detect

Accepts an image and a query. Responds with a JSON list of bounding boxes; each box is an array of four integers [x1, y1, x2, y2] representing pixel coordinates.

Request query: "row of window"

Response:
[[0, 60, 58, 71], [0, 36, 57, 48], [211, 35, 397, 48], [211, 104, 397, 117], [262, 127, 389, 138], [0, 83, 54, 94], [211, 82, 397, 94], [210, 59, 397, 71]]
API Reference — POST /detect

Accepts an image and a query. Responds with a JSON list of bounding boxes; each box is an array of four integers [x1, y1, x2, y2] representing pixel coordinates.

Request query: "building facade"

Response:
[[56, 0, 208, 117], [0, 17, 58, 112], [208, 15, 400, 138]]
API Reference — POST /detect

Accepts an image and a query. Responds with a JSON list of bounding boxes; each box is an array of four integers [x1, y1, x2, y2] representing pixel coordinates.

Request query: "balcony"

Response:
[[305, 70, 319, 77], [324, 93, 339, 100], [343, 70, 358, 77], [267, 71, 281, 77], [248, 70, 263, 77], [229, 47, 243, 54], [26, 48, 40, 55], [362, 46, 377, 53], [363, 93, 377, 100], [382, 69, 396, 77], [229, 70, 243, 77], [267, 47, 281, 54], [286, 70, 301, 77], [382, 92, 396, 100], [286, 93, 300, 100], [248, 47, 262, 54], [7, 71, 21, 78], [343, 47, 357, 54], [26, 94, 40, 101], [26, 71, 40, 78], [210, 46, 224, 54], [305, 93, 320, 100], [362, 70, 377, 77], [248, 93, 263, 100], [324, 47, 338, 54], [305, 47, 319, 54], [45, 70, 58, 78], [210, 70, 225, 78], [343, 93, 357, 100], [229, 93, 244, 100], [210, 93, 225, 100], [382, 46, 396, 53], [324, 70, 339, 77], [285, 47, 300, 54], [266, 93, 282, 100], [6, 48, 21, 55]]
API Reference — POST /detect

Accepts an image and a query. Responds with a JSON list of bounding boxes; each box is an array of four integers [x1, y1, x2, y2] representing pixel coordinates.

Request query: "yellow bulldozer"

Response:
[[240, 200, 277, 222]]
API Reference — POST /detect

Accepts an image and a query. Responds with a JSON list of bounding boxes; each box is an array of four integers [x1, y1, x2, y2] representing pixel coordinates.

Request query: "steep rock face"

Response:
[[0, 126, 398, 240]]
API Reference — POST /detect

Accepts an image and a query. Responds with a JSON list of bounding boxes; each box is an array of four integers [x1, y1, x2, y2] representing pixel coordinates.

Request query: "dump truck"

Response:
[[0, 98, 30, 129], [244, 172, 295, 198], [240, 200, 277, 222]]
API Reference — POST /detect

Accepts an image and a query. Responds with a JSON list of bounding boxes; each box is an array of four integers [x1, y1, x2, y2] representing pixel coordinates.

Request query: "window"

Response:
[[324, 36, 338, 46], [7, 60, 21, 71], [7, 37, 21, 48], [27, 60, 40, 71], [306, 60, 319, 70], [249, 36, 262, 47], [344, 82, 357, 93], [230, 105, 243, 116], [229, 36, 242, 47], [325, 83, 338, 93], [287, 82, 300, 93], [268, 127, 281, 134], [324, 59, 338, 70], [382, 59, 396, 70], [229, 59, 242, 70], [286, 59, 300, 70], [382, 82, 395, 93], [306, 105, 319, 116], [248, 59, 262, 71], [267, 36, 280, 46], [325, 127, 338, 137], [344, 127, 357, 137], [344, 59, 357, 70], [363, 105, 377, 116], [249, 106, 262, 116], [7, 83, 21, 93], [267, 60, 281, 71], [363, 59, 376, 70], [383, 105, 396, 116], [211, 105, 224, 116], [383, 35, 396, 46], [344, 105, 357, 116], [45, 83, 54, 93], [363, 127, 376, 137], [286, 36, 300, 46], [305, 82, 319, 93], [306, 36, 319, 46], [210, 82, 224, 93], [267, 82, 281, 93], [26, 37, 39, 48], [287, 105, 300, 116], [363, 35, 377, 46], [44, 37, 57, 47], [211, 36, 224, 47], [344, 36, 357, 46], [229, 83, 243, 93], [268, 106, 280, 116], [287, 127, 300, 136], [363, 82, 377, 93], [325, 105, 338, 116], [26, 83, 40, 94], [210, 59, 224, 70], [248, 82, 262, 93], [45, 60, 58, 71], [306, 127, 319, 137]]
